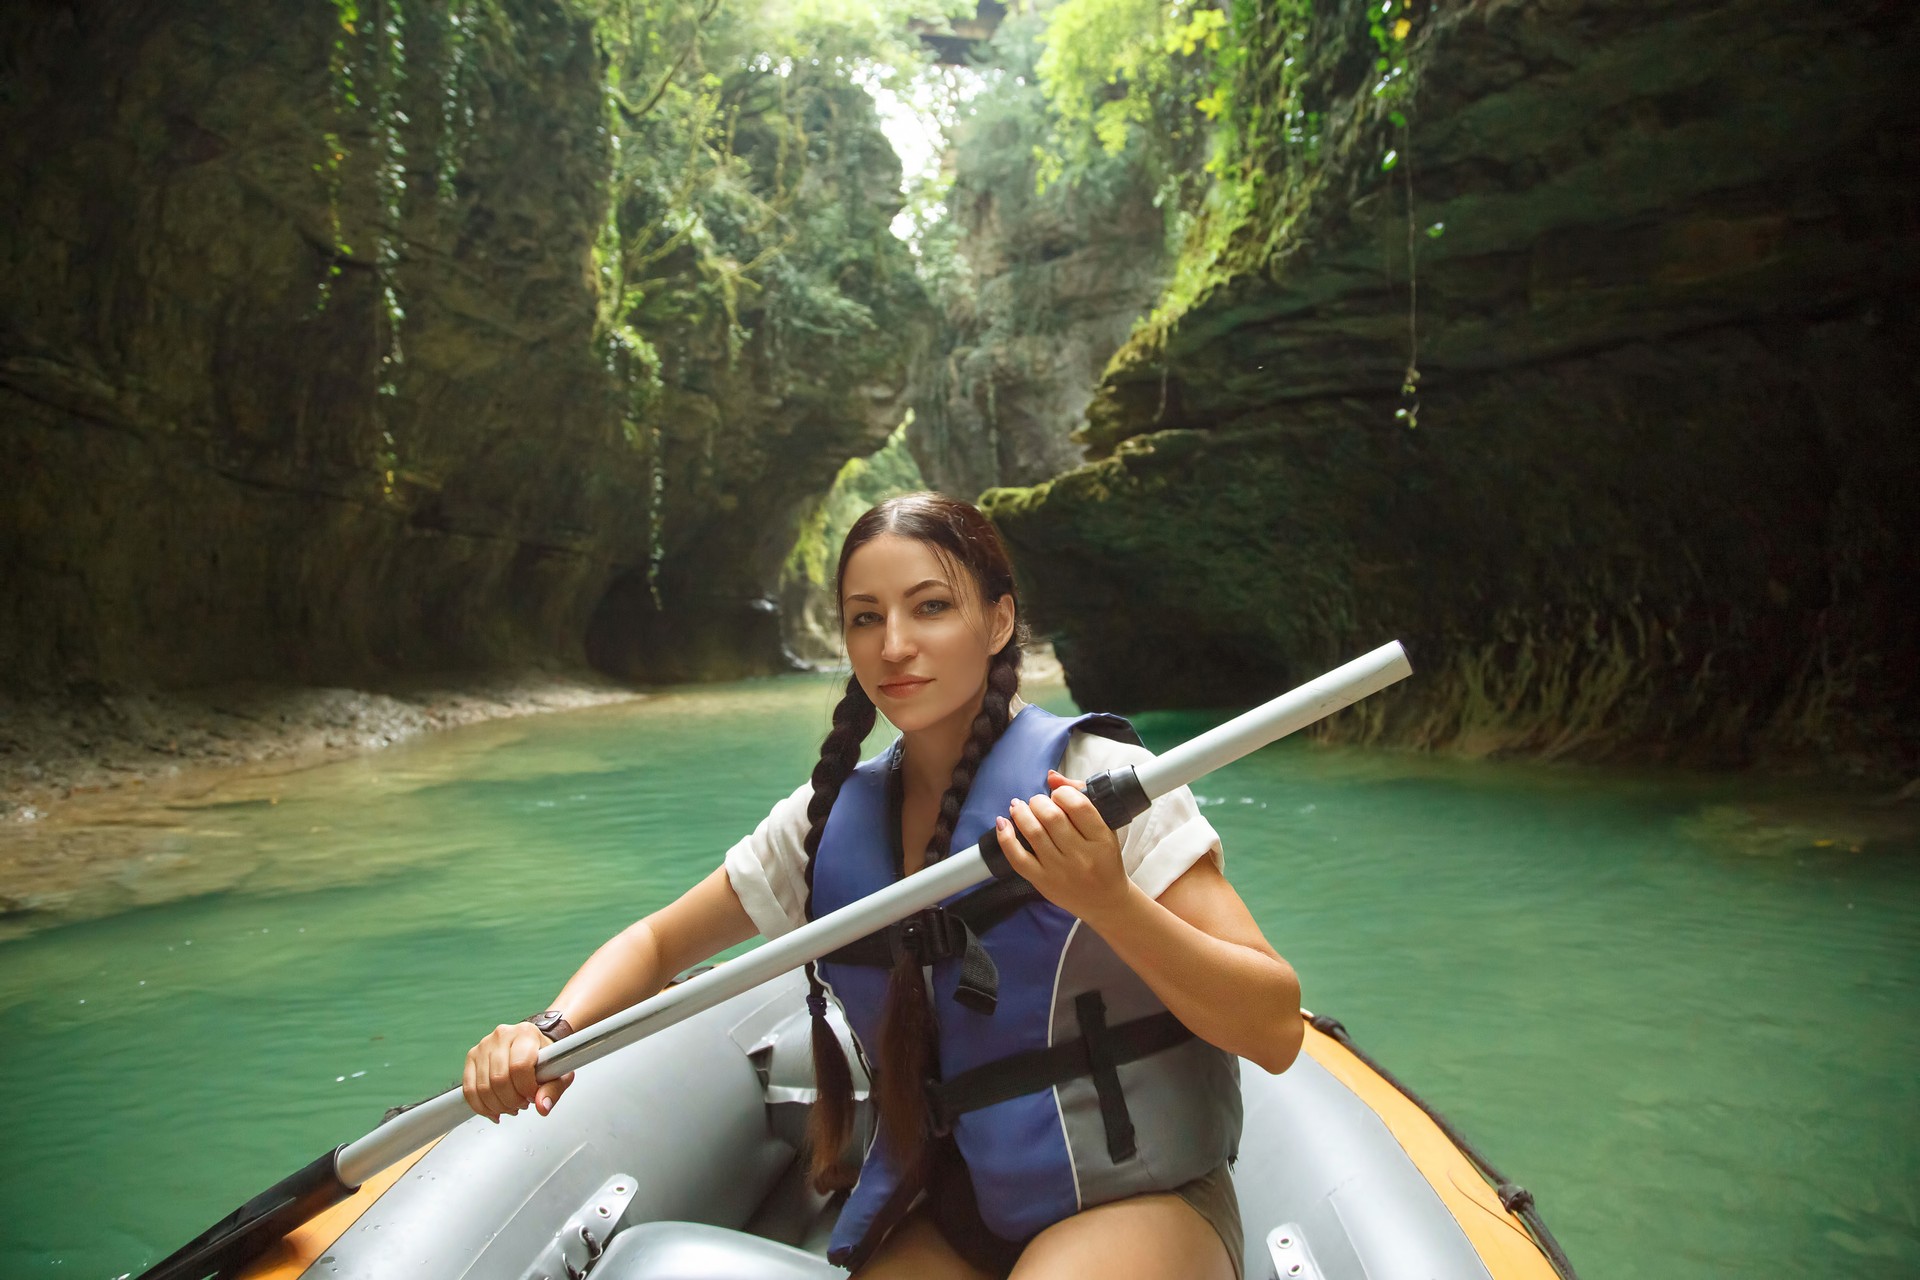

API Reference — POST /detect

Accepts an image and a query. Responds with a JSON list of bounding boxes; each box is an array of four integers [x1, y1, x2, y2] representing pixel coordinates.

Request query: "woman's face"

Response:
[[841, 533, 1016, 736]]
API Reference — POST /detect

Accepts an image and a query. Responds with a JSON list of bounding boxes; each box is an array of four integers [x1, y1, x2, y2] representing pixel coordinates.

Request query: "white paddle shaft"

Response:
[[1134, 641, 1412, 798]]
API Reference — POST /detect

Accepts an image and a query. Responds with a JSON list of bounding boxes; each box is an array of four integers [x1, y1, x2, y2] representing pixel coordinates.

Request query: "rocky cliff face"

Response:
[[1, 0, 924, 693], [583, 69, 930, 683], [907, 18, 1169, 500], [986, 0, 1920, 775], [3, 0, 627, 691]]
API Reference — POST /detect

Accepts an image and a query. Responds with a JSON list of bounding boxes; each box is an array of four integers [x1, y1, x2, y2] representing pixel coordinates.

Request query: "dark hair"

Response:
[[800, 493, 1028, 1190]]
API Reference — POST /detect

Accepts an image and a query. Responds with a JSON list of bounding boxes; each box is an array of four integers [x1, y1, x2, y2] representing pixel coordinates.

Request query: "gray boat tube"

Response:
[[138, 641, 1410, 1279]]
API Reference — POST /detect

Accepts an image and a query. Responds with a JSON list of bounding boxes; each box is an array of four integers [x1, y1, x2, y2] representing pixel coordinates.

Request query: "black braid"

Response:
[[800, 673, 876, 1192], [874, 640, 1025, 1177], [925, 643, 1024, 863], [803, 673, 879, 870]]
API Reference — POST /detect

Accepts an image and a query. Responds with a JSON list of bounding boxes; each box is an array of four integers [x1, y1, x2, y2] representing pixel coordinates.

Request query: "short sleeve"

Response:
[[1058, 731, 1224, 901], [722, 780, 814, 939]]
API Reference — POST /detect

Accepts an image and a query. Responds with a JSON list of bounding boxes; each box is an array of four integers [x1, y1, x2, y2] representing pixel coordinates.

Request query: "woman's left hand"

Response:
[[995, 769, 1133, 925]]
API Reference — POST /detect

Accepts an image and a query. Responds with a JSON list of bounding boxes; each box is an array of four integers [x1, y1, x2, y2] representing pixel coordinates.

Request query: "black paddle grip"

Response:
[[977, 766, 1150, 880]]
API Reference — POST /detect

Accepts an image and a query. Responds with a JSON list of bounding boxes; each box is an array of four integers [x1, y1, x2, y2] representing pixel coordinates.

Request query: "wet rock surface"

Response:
[[987, 0, 1920, 777], [906, 14, 1170, 500], [1, 0, 927, 695], [2, 0, 634, 690]]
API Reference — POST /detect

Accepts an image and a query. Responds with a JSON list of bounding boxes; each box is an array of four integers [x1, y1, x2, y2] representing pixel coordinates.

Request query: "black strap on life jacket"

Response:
[[819, 876, 1040, 1014], [923, 1003, 1194, 1162], [1075, 992, 1137, 1162]]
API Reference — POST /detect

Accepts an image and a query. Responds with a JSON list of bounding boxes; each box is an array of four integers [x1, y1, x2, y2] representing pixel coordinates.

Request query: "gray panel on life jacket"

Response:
[[1049, 920, 1244, 1211]]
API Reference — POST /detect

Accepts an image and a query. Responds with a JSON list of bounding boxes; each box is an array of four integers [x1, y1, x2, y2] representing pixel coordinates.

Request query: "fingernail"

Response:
[[996, 816, 1009, 832]]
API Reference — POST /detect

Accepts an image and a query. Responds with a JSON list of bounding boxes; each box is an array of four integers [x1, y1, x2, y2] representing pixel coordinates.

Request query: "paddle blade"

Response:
[[136, 1146, 353, 1280]]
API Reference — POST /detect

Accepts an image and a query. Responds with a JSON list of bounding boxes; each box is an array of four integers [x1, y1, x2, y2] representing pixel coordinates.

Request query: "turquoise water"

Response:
[[1, 674, 1915, 1277]]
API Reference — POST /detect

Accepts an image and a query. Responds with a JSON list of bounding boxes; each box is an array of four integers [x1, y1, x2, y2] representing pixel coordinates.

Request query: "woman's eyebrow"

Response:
[[843, 578, 949, 604]]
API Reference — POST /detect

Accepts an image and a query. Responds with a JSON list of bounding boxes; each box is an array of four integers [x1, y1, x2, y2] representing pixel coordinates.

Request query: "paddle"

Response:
[[137, 640, 1411, 1280]]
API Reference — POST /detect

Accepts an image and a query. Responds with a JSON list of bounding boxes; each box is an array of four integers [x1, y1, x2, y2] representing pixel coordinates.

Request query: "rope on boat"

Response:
[[1306, 1013, 1580, 1280]]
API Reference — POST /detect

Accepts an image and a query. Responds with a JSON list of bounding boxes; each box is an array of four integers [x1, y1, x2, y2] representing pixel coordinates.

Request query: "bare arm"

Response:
[[463, 865, 759, 1121], [999, 769, 1303, 1074], [1084, 858, 1303, 1074], [548, 865, 759, 1030]]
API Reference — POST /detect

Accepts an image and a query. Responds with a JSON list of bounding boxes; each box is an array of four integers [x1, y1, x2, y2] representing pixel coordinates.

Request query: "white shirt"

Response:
[[723, 700, 1223, 940]]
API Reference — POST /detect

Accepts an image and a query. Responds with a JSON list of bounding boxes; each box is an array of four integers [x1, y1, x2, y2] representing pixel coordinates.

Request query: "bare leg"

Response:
[[1009, 1193, 1234, 1280], [854, 1207, 1001, 1280]]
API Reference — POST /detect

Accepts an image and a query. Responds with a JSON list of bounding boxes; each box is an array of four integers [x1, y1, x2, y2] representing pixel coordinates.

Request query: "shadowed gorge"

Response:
[[3, 0, 1915, 773]]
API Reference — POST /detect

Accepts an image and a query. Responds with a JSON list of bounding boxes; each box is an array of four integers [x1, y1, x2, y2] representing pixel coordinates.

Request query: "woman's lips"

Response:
[[879, 678, 932, 697]]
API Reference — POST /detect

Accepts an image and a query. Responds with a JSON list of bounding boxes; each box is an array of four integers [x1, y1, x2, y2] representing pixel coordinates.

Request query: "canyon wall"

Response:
[[986, 0, 1920, 775]]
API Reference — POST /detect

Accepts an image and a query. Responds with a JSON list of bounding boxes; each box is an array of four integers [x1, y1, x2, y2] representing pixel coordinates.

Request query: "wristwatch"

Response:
[[525, 1009, 576, 1043]]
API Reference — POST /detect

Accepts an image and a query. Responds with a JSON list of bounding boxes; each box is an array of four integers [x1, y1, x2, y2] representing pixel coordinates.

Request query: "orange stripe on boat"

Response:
[[1298, 1018, 1557, 1280], [236, 1140, 440, 1280]]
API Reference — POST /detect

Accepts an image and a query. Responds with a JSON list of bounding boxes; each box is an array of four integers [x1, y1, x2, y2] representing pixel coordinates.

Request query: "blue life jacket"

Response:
[[810, 705, 1243, 1270]]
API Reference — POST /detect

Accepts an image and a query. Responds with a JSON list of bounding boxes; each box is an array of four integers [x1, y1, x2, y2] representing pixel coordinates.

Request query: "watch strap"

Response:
[[525, 1009, 576, 1043]]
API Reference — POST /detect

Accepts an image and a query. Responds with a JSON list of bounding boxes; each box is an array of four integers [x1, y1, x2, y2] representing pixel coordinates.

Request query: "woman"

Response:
[[463, 494, 1303, 1279]]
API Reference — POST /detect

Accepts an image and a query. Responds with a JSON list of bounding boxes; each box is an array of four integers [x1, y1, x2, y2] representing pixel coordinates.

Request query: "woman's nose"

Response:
[[880, 614, 915, 660]]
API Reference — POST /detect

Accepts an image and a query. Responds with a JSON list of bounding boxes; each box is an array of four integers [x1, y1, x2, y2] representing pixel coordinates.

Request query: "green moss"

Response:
[[782, 418, 926, 593]]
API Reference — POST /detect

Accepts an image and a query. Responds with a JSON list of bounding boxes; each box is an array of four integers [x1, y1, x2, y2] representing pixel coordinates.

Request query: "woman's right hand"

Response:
[[462, 1022, 576, 1123]]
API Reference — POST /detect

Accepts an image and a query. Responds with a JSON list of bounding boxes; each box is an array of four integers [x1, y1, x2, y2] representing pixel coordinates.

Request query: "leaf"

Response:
[[1425, 221, 1446, 238], [1381, 149, 1398, 171], [1393, 18, 1411, 39]]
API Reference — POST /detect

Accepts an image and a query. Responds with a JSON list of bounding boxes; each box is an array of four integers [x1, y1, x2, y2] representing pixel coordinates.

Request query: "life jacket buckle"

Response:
[[923, 1079, 954, 1137], [891, 908, 962, 965]]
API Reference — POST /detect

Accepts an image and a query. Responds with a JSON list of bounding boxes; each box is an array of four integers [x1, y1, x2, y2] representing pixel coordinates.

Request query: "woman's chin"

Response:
[[881, 708, 934, 734], [879, 697, 967, 736]]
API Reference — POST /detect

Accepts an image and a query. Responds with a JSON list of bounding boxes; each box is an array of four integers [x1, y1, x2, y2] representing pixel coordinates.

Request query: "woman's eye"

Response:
[[917, 599, 951, 616], [850, 611, 879, 627]]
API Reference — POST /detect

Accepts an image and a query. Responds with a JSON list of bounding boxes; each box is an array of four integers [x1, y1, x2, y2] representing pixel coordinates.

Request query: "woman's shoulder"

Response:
[[1060, 720, 1154, 776]]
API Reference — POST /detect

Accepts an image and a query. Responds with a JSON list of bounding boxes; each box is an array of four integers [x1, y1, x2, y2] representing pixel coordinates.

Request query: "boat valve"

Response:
[[1265, 1222, 1324, 1280]]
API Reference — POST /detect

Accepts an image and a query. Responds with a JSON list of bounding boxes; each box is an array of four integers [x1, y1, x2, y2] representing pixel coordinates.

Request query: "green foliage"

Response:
[[312, 0, 961, 470], [306, 0, 1005, 622], [1080, 0, 1427, 366], [315, 0, 418, 502], [783, 417, 926, 591], [1030, 0, 1215, 210], [580, 0, 977, 603], [588, 0, 963, 382], [927, 7, 1166, 330]]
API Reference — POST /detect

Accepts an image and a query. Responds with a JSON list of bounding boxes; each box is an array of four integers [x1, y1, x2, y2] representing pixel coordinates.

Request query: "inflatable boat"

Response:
[[217, 969, 1574, 1280], [140, 648, 1573, 1279]]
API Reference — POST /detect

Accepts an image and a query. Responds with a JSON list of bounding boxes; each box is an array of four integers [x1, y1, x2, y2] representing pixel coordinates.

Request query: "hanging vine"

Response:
[[307, 0, 945, 591], [369, 0, 409, 499], [313, 0, 413, 502], [313, 0, 360, 313], [1370, 0, 1423, 429]]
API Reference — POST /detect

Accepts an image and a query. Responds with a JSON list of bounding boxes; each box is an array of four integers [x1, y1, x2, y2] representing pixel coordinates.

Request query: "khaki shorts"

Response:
[[1172, 1162, 1245, 1280]]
